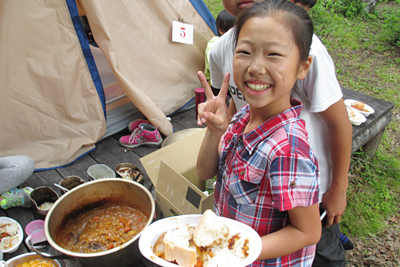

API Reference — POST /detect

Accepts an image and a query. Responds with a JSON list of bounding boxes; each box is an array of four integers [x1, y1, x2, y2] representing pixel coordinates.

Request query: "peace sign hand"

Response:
[[197, 71, 230, 135]]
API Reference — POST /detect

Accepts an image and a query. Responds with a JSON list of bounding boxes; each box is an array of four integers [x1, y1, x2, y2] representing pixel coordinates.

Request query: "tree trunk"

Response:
[[362, 0, 378, 13]]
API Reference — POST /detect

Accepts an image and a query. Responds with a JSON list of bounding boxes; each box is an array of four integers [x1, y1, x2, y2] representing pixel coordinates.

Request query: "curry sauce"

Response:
[[57, 204, 148, 253]]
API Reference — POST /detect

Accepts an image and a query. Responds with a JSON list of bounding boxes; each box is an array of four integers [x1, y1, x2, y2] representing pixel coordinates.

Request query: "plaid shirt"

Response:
[[214, 100, 319, 267]]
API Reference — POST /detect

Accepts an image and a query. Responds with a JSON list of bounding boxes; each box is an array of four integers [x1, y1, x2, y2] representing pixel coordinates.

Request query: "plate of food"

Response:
[[344, 99, 374, 117], [0, 217, 23, 253], [139, 210, 262, 267], [347, 107, 367, 126]]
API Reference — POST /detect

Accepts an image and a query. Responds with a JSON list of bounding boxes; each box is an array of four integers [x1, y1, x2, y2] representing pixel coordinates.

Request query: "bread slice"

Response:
[[163, 224, 197, 267], [193, 209, 229, 247], [351, 101, 365, 110], [205, 235, 249, 267]]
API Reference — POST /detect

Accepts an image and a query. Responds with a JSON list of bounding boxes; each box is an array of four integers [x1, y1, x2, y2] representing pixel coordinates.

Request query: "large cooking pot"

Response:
[[0, 252, 61, 267], [43, 178, 155, 267]]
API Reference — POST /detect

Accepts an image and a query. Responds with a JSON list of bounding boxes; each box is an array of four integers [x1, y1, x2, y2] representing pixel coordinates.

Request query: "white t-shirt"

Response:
[[209, 29, 343, 201]]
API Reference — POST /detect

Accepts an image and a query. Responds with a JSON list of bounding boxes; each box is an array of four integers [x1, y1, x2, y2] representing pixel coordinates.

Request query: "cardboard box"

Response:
[[155, 189, 183, 218], [140, 128, 214, 215]]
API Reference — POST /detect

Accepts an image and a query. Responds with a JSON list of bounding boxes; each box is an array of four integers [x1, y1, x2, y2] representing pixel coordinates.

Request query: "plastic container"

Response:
[[25, 220, 47, 250]]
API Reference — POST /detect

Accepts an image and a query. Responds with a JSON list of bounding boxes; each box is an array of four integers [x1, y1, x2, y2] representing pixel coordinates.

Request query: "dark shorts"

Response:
[[312, 215, 346, 266]]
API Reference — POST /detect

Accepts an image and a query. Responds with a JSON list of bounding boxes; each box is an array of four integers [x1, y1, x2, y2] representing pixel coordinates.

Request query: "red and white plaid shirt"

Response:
[[214, 100, 319, 266]]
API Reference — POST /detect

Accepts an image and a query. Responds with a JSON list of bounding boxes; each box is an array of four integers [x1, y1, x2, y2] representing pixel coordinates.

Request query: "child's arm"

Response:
[[257, 203, 321, 260], [319, 99, 352, 227], [196, 71, 230, 181]]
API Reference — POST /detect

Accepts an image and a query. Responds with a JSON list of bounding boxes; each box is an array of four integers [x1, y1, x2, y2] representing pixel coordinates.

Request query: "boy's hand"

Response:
[[322, 185, 347, 227], [197, 71, 230, 134]]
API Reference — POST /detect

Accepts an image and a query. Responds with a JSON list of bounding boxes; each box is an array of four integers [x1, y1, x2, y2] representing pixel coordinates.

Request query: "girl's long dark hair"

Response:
[[234, 0, 314, 63]]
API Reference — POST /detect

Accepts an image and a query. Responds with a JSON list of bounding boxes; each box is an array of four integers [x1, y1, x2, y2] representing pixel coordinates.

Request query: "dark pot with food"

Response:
[[43, 179, 155, 267]]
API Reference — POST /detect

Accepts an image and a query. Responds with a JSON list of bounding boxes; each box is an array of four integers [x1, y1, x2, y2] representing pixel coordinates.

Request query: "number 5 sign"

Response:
[[172, 21, 193, 45]]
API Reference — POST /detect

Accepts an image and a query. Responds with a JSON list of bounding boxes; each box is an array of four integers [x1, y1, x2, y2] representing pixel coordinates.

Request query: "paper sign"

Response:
[[172, 21, 193, 45]]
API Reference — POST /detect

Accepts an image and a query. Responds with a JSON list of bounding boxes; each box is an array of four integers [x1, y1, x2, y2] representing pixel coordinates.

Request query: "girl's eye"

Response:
[[236, 50, 250, 55], [268, 53, 281, 56]]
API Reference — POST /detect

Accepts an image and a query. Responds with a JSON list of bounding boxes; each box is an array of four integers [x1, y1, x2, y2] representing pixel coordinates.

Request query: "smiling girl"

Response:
[[196, 1, 321, 266]]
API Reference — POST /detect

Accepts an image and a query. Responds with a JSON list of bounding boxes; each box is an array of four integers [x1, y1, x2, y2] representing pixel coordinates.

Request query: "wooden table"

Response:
[[1, 88, 394, 266], [342, 87, 394, 157]]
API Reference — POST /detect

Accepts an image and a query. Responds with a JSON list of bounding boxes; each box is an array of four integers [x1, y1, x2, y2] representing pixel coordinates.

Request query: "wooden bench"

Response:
[[342, 87, 394, 157]]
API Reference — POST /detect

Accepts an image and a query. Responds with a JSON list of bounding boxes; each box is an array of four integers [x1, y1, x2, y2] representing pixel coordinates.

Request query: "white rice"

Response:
[[39, 201, 54, 210]]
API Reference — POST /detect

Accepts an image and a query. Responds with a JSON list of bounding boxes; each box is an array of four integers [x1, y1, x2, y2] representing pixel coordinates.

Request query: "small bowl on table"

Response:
[[115, 163, 144, 184], [59, 176, 85, 195], [0, 217, 23, 253], [87, 164, 116, 180], [347, 107, 367, 126], [344, 99, 374, 117]]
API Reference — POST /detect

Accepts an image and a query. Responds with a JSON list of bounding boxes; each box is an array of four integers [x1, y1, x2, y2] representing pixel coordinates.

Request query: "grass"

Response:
[[345, 151, 400, 236], [203, 0, 400, 238]]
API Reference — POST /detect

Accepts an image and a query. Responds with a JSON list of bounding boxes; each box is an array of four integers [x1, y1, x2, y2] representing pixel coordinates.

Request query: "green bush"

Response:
[[381, 9, 400, 47], [312, 0, 400, 48], [339, 0, 366, 18], [317, 0, 366, 18]]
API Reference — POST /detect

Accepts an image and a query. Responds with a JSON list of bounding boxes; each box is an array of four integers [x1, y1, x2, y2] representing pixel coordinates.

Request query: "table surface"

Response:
[[342, 87, 394, 153], [1, 89, 394, 266]]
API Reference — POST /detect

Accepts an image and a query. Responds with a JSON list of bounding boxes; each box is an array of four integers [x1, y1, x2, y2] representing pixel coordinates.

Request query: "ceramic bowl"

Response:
[[347, 107, 367, 126], [344, 99, 374, 117], [0, 217, 23, 253]]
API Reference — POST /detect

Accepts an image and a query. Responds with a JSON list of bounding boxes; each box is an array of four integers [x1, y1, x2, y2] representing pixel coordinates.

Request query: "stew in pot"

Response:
[[57, 203, 148, 253]]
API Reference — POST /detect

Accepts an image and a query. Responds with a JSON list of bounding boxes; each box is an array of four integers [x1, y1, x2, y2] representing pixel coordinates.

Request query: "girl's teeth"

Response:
[[247, 83, 270, 91]]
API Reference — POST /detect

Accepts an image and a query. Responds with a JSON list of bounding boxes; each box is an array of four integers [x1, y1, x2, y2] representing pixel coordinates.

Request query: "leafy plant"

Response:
[[380, 8, 400, 47], [315, 0, 367, 18]]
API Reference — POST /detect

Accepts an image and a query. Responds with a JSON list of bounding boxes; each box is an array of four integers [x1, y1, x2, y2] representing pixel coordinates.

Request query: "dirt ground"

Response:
[[345, 213, 400, 266]]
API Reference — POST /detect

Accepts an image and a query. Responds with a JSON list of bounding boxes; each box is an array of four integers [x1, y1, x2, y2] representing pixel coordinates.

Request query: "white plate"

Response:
[[0, 217, 23, 253], [139, 214, 262, 267], [346, 107, 367, 126], [344, 99, 374, 117]]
